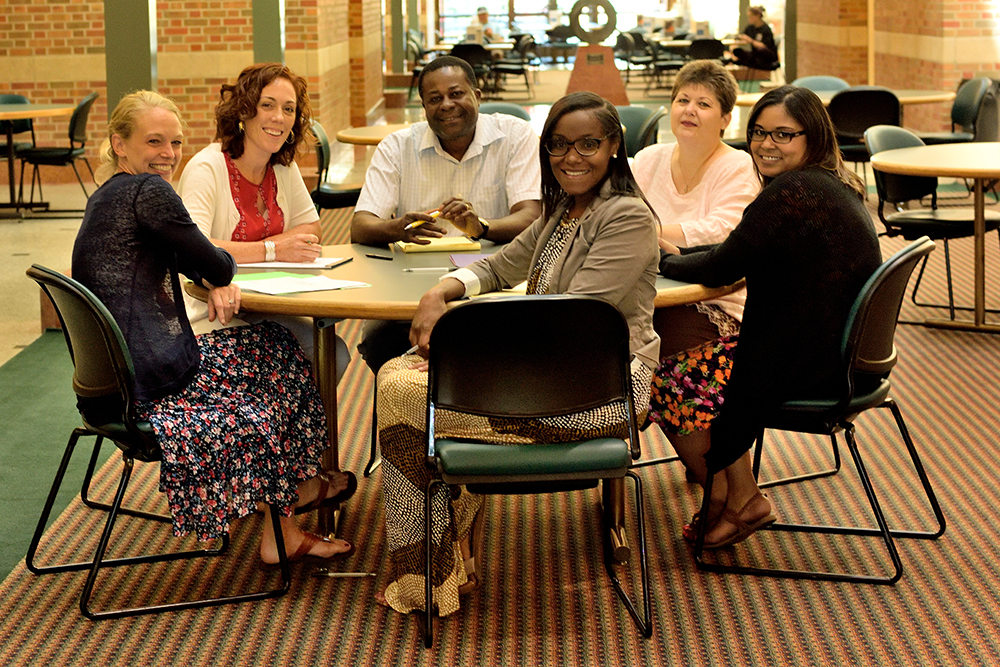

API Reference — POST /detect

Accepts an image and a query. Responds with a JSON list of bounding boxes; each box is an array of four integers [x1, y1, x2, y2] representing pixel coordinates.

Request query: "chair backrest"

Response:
[[69, 92, 99, 147], [546, 24, 574, 42], [616, 105, 660, 158], [635, 105, 666, 153], [311, 119, 331, 184], [688, 38, 725, 60], [0, 94, 33, 136], [427, 295, 638, 453], [951, 77, 990, 133], [842, 237, 935, 381], [791, 76, 850, 92], [864, 125, 938, 207], [450, 43, 493, 69], [478, 101, 531, 121], [827, 86, 900, 142], [26, 265, 158, 458]]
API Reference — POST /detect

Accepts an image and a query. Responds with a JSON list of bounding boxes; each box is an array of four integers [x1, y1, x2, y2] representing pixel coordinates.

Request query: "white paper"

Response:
[[237, 257, 349, 269], [234, 275, 370, 295]]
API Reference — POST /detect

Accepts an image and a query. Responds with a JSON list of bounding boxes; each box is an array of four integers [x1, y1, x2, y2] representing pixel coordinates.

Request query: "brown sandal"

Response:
[[701, 494, 777, 549], [294, 471, 357, 515], [260, 531, 355, 570]]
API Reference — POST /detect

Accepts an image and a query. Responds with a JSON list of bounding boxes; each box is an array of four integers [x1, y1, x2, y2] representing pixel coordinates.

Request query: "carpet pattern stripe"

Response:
[[1, 209, 999, 665]]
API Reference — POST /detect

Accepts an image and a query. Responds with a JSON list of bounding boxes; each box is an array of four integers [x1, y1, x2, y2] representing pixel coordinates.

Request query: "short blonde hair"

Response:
[[95, 91, 184, 184]]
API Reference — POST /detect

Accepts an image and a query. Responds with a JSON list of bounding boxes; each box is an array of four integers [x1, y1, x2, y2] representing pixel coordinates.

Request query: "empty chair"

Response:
[[491, 34, 535, 97], [18, 92, 98, 206], [543, 24, 576, 63], [693, 238, 946, 584], [310, 120, 361, 213], [791, 75, 850, 92], [913, 77, 990, 145], [0, 94, 36, 156], [24, 264, 291, 619], [450, 43, 495, 94], [827, 86, 900, 187], [478, 101, 531, 121], [865, 124, 1000, 319], [616, 105, 666, 158], [420, 295, 651, 646], [688, 38, 726, 61], [405, 34, 432, 101]]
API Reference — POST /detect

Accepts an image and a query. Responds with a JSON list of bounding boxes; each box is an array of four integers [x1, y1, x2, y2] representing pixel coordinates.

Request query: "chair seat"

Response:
[[764, 380, 892, 435], [913, 131, 974, 145], [885, 208, 1000, 239], [436, 437, 631, 477], [84, 419, 161, 462], [20, 146, 85, 165]]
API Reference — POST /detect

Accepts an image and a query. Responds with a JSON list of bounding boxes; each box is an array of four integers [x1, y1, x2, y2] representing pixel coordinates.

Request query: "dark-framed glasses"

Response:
[[545, 136, 608, 157], [749, 128, 806, 144]]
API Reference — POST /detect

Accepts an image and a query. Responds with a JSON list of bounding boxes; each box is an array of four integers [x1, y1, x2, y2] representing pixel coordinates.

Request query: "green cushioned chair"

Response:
[[693, 238, 946, 584], [25, 265, 291, 619], [421, 295, 651, 647]]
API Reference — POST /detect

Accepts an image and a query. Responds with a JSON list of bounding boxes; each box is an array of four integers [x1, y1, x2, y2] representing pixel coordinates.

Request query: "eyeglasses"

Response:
[[545, 136, 608, 157], [749, 128, 806, 144]]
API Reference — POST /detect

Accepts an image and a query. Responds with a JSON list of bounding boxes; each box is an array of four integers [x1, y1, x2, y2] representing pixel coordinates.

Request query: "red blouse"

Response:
[[225, 153, 285, 242]]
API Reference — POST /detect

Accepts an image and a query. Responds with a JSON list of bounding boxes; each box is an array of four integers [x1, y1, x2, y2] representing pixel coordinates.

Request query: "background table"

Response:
[[187, 242, 743, 542], [0, 102, 76, 211], [871, 142, 1000, 333], [335, 123, 410, 146]]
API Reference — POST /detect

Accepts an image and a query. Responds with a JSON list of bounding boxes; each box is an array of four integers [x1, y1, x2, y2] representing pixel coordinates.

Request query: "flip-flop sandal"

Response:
[[260, 531, 355, 570], [294, 471, 358, 515], [701, 495, 777, 549], [458, 507, 485, 596]]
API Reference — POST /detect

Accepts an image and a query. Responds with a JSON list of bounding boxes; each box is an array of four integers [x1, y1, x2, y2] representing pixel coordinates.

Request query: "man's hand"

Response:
[[399, 211, 448, 244], [437, 196, 485, 238]]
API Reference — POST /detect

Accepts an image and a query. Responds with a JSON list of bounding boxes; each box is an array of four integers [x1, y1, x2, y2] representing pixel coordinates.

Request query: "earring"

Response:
[[286, 132, 295, 145], [238, 121, 245, 133], [613, 152, 618, 158]]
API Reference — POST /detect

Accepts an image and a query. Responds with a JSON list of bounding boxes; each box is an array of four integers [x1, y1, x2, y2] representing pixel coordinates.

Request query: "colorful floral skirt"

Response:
[[648, 334, 739, 436], [136, 322, 327, 541], [377, 353, 652, 617]]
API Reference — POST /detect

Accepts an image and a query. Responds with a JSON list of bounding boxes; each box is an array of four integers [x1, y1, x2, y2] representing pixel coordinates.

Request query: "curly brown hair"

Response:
[[215, 62, 313, 167]]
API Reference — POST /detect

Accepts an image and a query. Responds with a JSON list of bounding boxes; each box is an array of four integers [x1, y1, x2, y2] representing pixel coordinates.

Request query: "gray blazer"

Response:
[[469, 181, 660, 370]]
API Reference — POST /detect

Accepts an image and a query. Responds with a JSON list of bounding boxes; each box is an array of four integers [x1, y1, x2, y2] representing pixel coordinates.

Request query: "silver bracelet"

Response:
[[264, 239, 276, 262]]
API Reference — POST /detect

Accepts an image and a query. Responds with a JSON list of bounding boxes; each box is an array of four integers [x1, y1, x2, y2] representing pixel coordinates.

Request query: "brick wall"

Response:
[[0, 0, 379, 189]]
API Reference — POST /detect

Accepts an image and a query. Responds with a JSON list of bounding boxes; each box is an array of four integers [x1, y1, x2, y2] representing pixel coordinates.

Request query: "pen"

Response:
[[402, 267, 451, 272], [312, 571, 377, 578], [404, 344, 419, 354], [321, 257, 353, 269], [403, 210, 441, 231], [366, 253, 393, 261]]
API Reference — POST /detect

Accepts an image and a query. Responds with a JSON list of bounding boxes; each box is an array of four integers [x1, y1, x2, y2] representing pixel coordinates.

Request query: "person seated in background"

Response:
[[73, 91, 356, 568], [631, 60, 759, 477], [178, 62, 350, 380], [652, 85, 882, 548], [374, 92, 659, 616], [471, 6, 496, 42], [351, 56, 541, 373], [729, 5, 779, 70]]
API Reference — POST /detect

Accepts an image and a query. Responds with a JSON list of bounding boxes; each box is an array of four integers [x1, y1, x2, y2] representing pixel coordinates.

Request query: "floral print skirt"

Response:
[[136, 322, 327, 541], [648, 334, 739, 436]]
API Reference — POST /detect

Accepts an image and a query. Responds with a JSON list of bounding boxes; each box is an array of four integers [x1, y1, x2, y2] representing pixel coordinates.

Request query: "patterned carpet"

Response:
[[1, 206, 999, 666]]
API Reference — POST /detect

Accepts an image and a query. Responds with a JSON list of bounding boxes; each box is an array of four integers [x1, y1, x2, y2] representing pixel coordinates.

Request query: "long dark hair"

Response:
[[215, 62, 314, 167], [539, 92, 649, 220], [746, 85, 866, 198]]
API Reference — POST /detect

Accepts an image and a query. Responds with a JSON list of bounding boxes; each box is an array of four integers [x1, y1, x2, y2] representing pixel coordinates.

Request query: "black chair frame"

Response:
[[420, 295, 651, 647], [25, 265, 291, 619], [692, 238, 946, 585]]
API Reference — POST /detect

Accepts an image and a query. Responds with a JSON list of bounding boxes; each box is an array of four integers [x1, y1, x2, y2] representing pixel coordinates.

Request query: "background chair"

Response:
[[450, 43, 495, 95], [310, 120, 361, 213], [491, 34, 536, 97], [405, 33, 433, 101], [616, 105, 666, 158], [733, 36, 781, 92], [478, 101, 531, 121], [543, 24, 576, 63], [865, 124, 1000, 319], [18, 92, 98, 207], [693, 238, 946, 584], [24, 265, 291, 619], [827, 86, 900, 188], [0, 94, 36, 155], [791, 75, 850, 92], [421, 295, 651, 647], [913, 76, 990, 145]]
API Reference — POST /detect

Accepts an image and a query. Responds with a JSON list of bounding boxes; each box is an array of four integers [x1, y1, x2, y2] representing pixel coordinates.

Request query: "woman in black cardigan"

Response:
[[652, 86, 882, 548]]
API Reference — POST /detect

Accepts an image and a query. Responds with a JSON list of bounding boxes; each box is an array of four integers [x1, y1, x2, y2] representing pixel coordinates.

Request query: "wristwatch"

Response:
[[471, 217, 490, 241]]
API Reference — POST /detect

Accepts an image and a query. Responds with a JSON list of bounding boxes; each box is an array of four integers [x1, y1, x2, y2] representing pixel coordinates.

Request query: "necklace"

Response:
[[676, 143, 723, 194]]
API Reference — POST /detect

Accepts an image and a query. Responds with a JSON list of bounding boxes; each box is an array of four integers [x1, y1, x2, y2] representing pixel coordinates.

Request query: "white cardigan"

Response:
[[177, 142, 319, 321]]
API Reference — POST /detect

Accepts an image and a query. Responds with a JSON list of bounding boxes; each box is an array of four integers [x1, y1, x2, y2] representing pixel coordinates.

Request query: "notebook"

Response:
[[394, 236, 481, 253]]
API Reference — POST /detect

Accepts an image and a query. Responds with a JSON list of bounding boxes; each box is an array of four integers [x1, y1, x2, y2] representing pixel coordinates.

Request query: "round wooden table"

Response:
[[0, 102, 76, 210], [186, 242, 743, 538], [871, 142, 1000, 333], [335, 123, 411, 146]]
